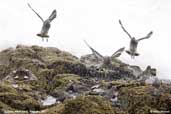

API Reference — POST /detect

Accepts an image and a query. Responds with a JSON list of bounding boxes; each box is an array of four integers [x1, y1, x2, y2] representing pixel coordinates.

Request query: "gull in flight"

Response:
[[84, 40, 125, 68], [119, 19, 153, 59], [28, 3, 57, 42]]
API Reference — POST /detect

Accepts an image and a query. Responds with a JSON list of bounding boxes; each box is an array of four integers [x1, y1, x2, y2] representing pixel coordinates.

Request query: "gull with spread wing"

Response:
[[84, 40, 125, 69], [119, 20, 153, 59], [28, 3, 57, 42]]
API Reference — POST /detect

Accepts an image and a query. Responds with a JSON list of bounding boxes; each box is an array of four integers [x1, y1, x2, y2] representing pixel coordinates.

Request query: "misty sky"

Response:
[[0, 0, 171, 79]]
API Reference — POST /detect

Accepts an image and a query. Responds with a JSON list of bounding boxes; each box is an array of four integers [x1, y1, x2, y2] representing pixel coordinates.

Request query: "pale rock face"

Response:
[[41, 96, 57, 106], [24, 75, 29, 79], [91, 84, 100, 90], [145, 77, 171, 85], [111, 97, 118, 102], [14, 75, 19, 79], [13, 71, 16, 73], [144, 76, 171, 87], [12, 84, 18, 88], [145, 77, 158, 84], [93, 88, 105, 93], [160, 79, 171, 84]]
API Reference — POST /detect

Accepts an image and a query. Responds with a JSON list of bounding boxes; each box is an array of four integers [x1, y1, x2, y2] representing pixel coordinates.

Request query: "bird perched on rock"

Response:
[[119, 19, 153, 59], [28, 3, 57, 42], [84, 40, 125, 69]]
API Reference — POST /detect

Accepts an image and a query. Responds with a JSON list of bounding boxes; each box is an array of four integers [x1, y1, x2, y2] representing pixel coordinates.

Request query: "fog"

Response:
[[0, 0, 171, 79]]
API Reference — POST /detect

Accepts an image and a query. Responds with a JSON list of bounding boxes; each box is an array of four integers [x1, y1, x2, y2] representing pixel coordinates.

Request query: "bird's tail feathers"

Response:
[[126, 50, 139, 56]]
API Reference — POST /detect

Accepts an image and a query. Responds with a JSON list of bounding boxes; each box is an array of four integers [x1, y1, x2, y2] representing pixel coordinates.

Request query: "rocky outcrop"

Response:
[[1, 44, 168, 114], [3, 67, 37, 82], [137, 65, 157, 84], [80, 54, 103, 68], [80, 53, 127, 68], [59, 96, 116, 114]]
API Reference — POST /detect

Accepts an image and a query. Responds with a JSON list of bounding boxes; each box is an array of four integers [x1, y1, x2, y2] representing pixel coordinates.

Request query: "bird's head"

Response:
[[132, 37, 136, 40]]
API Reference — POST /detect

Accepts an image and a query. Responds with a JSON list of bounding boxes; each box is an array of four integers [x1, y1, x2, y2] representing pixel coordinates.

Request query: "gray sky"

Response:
[[0, 0, 171, 79]]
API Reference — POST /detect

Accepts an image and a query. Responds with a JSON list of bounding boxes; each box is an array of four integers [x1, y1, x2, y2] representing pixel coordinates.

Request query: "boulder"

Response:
[[3, 68, 37, 82]]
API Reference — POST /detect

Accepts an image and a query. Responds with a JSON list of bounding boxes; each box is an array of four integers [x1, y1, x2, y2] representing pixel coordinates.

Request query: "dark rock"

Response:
[[66, 83, 89, 93]]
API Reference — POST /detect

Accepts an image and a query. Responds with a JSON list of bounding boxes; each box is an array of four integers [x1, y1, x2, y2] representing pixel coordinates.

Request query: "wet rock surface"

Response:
[[0, 45, 170, 114]]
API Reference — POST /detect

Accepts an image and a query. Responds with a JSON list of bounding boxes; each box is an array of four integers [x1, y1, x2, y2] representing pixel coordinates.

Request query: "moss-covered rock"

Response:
[[0, 82, 42, 110], [0, 44, 167, 114], [0, 84, 40, 110], [0, 65, 11, 79], [48, 59, 87, 76], [157, 93, 171, 111], [38, 72, 81, 94], [61, 96, 115, 114], [118, 85, 171, 114]]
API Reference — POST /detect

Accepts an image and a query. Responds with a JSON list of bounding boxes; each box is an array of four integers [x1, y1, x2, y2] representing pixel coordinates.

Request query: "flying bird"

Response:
[[28, 3, 57, 42], [84, 40, 125, 68], [119, 19, 153, 59]]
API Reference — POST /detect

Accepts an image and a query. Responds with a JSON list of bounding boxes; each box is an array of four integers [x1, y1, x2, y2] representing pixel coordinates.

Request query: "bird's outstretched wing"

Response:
[[111, 47, 125, 58], [119, 19, 132, 39], [84, 40, 104, 60], [27, 3, 44, 22], [48, 10, 57, 22], [137, 31, 153, 41]]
